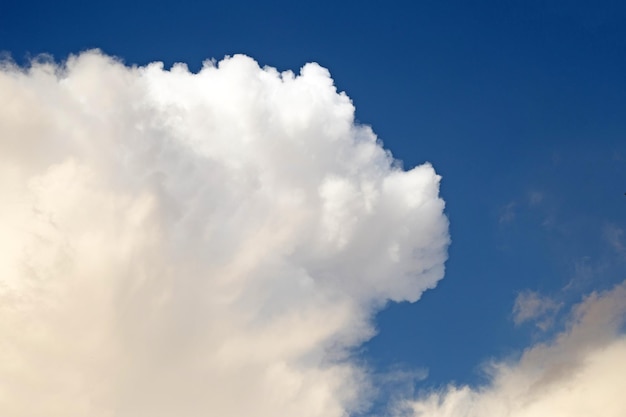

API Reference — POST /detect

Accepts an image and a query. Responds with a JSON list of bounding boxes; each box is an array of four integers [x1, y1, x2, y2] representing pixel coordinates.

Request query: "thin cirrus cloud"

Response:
[[400, 281, 626, 417], [0, 51, 450, 416]]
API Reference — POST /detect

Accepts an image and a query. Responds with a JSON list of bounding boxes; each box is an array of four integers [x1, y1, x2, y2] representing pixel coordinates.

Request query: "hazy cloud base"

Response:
[[0, 51, 449, 417]]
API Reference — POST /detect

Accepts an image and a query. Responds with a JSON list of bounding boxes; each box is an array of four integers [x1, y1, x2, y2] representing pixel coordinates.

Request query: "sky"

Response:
[[1, 1, 625, 416]]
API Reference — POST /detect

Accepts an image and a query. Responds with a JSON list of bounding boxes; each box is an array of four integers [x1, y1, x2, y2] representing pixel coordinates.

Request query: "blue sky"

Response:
[[1, 1, 625, 416]]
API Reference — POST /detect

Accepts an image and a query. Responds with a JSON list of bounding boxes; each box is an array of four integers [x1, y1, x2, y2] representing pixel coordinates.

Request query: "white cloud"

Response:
[[499, 202, 516, 224], [0, 51, 449, 416], [527, 191, 543, 206], [400, 281, 626, 417], [513, 290, 562, 330], [604, 223, 626, 257]]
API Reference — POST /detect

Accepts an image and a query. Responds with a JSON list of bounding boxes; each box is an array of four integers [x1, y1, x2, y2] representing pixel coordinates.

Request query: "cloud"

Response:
[[0, 51, 449, 416], [499, 202, 516, 224], [604, 223, 626, 257], [513, 290, 563, 331], [400, 281, 626, 417], [527, 191, 543, 206]]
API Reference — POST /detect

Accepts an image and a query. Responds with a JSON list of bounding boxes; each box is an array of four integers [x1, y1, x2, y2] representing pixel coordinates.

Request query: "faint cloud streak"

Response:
[[513, 290, 563, 331]]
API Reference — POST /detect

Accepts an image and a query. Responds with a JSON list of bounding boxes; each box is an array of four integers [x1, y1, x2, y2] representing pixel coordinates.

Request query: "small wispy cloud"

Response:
[[604, 223, 626, 257], [400, 281, 626, 417], [499, 201, 517, 224], [528, 190, 544, 206], [512, 290, 563, 331]]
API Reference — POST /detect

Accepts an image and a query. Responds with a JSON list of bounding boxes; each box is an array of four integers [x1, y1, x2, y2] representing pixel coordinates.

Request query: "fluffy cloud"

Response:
[[0, 51, 449, 416], [400, 282, 626, 417]]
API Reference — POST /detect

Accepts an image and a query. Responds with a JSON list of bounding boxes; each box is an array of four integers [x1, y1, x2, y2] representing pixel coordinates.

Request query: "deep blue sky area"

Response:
[[2, 0, 625, 403]]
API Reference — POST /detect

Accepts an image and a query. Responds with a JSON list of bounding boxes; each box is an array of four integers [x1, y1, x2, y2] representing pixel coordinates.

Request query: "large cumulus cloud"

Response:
[[0, 51, 449, 416]]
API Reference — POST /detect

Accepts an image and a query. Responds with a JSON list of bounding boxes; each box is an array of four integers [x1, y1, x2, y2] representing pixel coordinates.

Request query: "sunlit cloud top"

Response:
[[0, 51, 449, 417]]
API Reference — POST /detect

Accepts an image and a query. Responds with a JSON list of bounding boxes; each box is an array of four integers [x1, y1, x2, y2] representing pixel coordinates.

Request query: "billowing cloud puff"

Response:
[[0, 51, 449, 416], [401, 282, 626, 417]]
